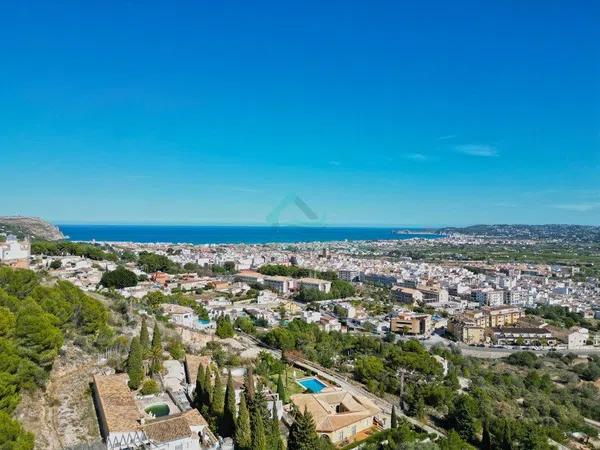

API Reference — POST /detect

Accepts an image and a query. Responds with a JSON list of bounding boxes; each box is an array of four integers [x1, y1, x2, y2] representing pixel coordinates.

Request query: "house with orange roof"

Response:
[[290, 390, 381, 445]]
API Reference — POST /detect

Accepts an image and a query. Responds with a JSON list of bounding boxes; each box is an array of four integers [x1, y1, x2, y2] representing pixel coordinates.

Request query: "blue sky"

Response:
[[1, 0, 599, 226]]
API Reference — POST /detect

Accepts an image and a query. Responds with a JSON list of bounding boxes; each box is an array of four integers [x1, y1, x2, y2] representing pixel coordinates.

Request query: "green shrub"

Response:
[[140, 379, 160, 395]]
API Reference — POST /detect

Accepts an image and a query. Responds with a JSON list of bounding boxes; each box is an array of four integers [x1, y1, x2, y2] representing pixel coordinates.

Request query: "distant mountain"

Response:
[[433, 224, 600, 242], [0, 216, 64, 241]]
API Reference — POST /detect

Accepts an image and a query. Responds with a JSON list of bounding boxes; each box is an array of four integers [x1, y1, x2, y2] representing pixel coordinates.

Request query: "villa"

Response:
[[290, 390, 381, 445], [162, 303, 196, 328], [92, 373, 218, 450]]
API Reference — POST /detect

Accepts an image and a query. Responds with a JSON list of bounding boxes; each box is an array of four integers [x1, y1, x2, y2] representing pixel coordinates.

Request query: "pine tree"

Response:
[[211, 369, 225, 418], [288, 406, 319, 450], [194, 363, 206, 408], [126, 337, 143, 389], [221, 369, 237, 437], [391, 405, 398, 428], [276, 373, 288, 403], [139, 316, 150, 356], [235, 392, 252, 450], [251, 410, 267, 450]]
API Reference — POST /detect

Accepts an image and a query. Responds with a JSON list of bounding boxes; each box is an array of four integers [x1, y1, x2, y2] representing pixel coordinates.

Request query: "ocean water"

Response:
[[57, 224, 442, 245]]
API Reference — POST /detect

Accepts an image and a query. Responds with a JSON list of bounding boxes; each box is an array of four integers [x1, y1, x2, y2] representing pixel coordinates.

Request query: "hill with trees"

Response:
[[0, 216, 64, 241], [0, 266, 113, 449]]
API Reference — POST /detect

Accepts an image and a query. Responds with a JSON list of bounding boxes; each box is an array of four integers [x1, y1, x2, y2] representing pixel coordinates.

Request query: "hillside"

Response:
[[0, 216, 64, 241]]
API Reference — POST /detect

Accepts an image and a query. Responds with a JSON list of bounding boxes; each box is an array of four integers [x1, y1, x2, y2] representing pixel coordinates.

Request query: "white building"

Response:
[[263, 276, 293, 294], [471, 289, 504, 307], [568, 328, 589, 349], [298, 277, 332, 294], [338, 269, 360, 282], [162, 304, 196, 328], [303, 310, 322, 324], [0, 235, 30, 267]]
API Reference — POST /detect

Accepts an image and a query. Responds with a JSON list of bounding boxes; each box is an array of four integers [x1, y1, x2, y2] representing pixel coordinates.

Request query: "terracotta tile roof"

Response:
[[142, 415, 193, 443], [291, 390, 381, 433], [181, 409, 208, 427], [93, 374, 143, 433], [185, 354, 212, 384]]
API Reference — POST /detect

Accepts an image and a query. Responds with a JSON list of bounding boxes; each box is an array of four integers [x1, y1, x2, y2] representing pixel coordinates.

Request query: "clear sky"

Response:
[[1, 1, 599, 226]]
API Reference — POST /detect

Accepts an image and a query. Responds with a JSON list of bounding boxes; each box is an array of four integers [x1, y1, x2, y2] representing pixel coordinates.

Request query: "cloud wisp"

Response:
[[550, 202, 600, 212], [454, 144, 498, 157], [437, 134, 457, 141], [402, 153, 429, 162]]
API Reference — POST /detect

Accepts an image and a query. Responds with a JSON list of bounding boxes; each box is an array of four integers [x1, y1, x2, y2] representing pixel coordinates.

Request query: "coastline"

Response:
[[57, 224, 444, 246]]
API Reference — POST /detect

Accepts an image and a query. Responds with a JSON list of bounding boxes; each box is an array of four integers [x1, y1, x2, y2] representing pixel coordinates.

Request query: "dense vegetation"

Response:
[[386, 241, 600, 278], [142, 290, 209, 320], [258, 264, 338, 280], [0, 267, 113, 449], [526, 305, 599, 331], [405, 346, 600, 448], [193, 358, 327, 450], [262, 319, 442, 396], [100, 266, 138, 289], [31, 240, 117, 261], [137, 251, 182, 274]]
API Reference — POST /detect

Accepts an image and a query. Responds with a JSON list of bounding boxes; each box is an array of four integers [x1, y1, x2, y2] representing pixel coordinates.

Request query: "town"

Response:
[[3, 226, 600, 450]]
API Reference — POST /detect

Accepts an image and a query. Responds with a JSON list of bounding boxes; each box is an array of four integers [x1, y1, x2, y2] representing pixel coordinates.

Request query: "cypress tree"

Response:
[[244, 366, 255, 405], [276, 435, 286, 450], [211, 369, 225, 418], [151, 322, 162, 350], [235, 392, 252, 450], [253, 383, 271, 427], [391, 405, 398, 429], [251, 410, 267, 450], [481, 418, 492, 450], [203, 364, 213, 406], [194, 363, 206, 408], [288, 406, 318, 450], [268, 402, 282, 449], [276, 373, 288, 403], [126, 337, 143, 389], [139, 316, 150, 356], [149, 323, 163, 375], [221, 369, 237, 437]]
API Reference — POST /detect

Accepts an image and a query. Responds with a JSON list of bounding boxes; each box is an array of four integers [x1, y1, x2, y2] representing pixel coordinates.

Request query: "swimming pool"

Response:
[[297, 377, 327, 393], [145, 403, 170, 417]]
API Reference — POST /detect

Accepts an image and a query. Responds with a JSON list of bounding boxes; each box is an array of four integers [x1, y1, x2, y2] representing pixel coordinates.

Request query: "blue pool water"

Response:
[[298, 377, 327, 393], [196, 319, 211, 328]]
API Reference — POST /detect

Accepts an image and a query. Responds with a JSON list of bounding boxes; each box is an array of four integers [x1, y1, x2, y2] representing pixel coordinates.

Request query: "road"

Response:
[[416, 333, 600, 359], [236, 332, 445, 438]]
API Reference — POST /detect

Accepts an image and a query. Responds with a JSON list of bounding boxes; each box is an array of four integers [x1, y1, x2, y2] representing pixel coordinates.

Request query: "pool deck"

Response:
[[296, 376, 336, 393]]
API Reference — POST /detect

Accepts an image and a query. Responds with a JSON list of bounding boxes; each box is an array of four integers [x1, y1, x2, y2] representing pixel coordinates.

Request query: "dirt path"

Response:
[[15, 345, 110, 449]]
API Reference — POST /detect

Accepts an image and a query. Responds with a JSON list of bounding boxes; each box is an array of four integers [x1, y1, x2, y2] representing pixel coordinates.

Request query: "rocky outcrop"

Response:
[[0, 216, 64, 240]]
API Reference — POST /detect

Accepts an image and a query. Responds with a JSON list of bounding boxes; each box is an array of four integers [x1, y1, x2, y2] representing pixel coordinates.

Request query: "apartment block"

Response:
[[390, 311, 432, 336]]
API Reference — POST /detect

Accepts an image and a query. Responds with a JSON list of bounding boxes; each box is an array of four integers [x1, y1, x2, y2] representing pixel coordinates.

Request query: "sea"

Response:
[[57, 225, 443, 245]]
